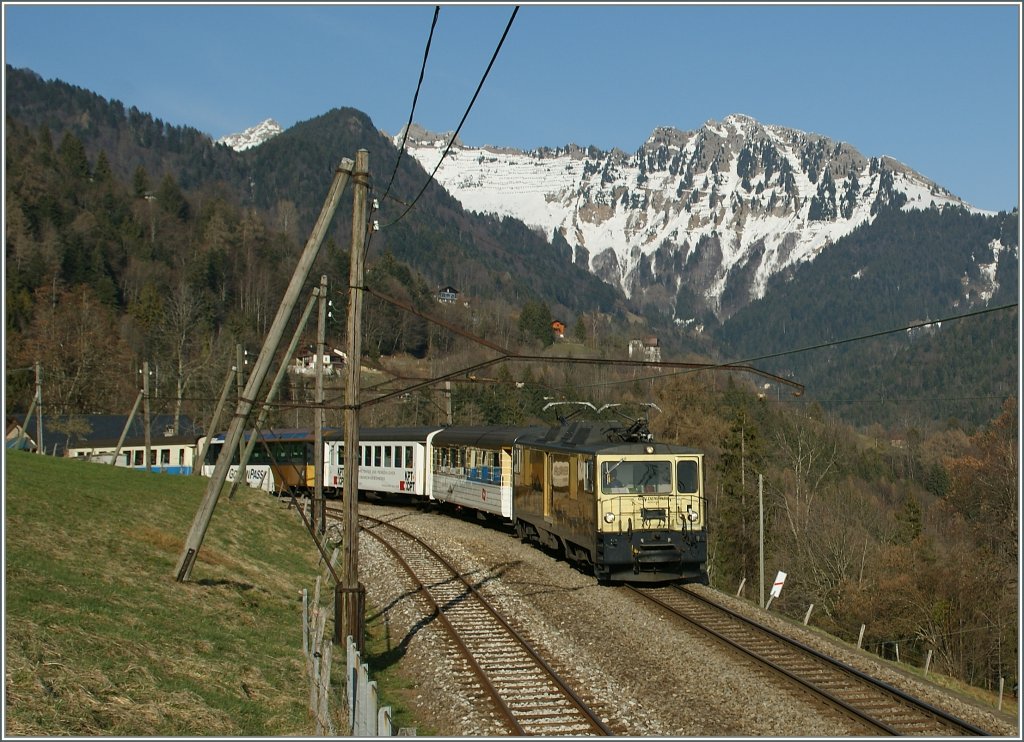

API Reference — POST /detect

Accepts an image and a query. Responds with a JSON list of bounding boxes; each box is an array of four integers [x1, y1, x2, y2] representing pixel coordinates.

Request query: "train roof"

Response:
[[430, 425, 547, 448], [520, 420, 702, 456], [341, 426, 443, 443], [207, 427, 341, 444]]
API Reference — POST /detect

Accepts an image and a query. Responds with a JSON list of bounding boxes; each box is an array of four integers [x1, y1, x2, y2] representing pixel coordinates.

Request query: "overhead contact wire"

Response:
[[382, 5, 519, 228], [379, 5, 441, 207]]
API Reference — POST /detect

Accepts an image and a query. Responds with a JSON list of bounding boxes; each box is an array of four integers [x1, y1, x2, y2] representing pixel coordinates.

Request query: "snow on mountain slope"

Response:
[[217, 118, 283, 151], [398, 114, 989, 321]]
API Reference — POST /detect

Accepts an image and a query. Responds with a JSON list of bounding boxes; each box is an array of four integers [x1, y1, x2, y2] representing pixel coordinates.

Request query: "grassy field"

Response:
[[4, 450, 332, 736]]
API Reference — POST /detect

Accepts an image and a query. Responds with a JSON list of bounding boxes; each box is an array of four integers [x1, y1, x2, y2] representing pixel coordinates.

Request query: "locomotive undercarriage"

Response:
[[515, 518, 707, 584]]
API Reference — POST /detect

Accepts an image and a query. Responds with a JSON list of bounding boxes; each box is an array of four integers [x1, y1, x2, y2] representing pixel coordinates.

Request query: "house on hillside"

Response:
[[291, 346, 347, 376], [437, 286, 459, 304], [629, 336, 661, 363]]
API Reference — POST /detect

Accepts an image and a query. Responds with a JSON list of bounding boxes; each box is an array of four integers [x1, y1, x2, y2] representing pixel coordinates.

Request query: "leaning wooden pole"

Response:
[[227, 286, 320, 500], [313, 274, 328, 536], [341, 150, 369, 648], [142, 360, 152, 470], [110, 389, 144, 466], [192, 364, 238, 476], [33, 361, 43, 454], [174, 157, 354, 583]]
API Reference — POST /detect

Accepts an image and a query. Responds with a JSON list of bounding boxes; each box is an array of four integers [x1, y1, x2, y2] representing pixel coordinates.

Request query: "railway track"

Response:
[[629, 585, 989, 736], [342, 509, 612, 736]]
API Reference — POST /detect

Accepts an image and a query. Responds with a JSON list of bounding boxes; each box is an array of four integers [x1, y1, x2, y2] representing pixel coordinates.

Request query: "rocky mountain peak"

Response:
[[400, 114, 982, 323], [216, 118, 283, 152]]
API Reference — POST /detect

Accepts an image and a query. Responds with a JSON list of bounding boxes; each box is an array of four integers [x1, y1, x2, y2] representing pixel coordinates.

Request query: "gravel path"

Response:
[[357, 500, 1018, 737]]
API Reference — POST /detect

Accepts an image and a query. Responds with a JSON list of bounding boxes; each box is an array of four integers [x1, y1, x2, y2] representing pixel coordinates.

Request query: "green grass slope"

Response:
[[4, 451, 324, 736]]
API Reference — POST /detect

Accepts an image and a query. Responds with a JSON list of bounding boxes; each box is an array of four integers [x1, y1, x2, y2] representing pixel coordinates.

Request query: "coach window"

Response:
[[133, 450, 143, 467], [394, 446, 403, 468], [161, 449, 170, 465], [179, 448, 185, 466], [384, 446, 393, 468], [374, 446, 382, 467], [405, 446, 413, 468]]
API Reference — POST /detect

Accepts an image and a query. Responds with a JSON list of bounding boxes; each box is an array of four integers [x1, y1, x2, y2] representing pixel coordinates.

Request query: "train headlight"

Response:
[[603, 512, 616, 524], [687, 508, 699, 522]]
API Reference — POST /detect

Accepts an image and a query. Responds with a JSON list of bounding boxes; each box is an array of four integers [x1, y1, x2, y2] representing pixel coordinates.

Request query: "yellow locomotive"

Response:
[[512, 412, 707, 584]]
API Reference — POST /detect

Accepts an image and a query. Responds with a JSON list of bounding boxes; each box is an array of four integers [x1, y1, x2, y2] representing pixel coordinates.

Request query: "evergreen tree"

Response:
[[518, 300, 554, 347]]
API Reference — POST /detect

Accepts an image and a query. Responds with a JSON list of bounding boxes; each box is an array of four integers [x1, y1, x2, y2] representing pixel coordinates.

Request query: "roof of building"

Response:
[[9, 414, 201, 456]]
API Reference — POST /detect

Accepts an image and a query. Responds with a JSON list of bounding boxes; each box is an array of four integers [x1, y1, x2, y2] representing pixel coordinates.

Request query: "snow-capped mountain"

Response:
[[217, 118, 283, 151], [398, 115, 990, 321]]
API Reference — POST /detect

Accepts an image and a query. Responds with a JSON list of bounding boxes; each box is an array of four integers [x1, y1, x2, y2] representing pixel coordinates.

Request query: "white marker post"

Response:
[[765, 571, 787, 610]]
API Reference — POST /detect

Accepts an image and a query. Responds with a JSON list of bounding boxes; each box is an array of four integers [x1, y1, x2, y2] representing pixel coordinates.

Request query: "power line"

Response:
[[382, 5, 519, 228], [576, 302, 1019, 391], [378, 6, 441, 208]]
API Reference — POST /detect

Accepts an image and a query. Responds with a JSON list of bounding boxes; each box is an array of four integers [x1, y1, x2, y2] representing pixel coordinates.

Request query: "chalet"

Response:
[[437, 286, 459, 304], [628, 336, 662, 363], [291, 346, 347, 376]]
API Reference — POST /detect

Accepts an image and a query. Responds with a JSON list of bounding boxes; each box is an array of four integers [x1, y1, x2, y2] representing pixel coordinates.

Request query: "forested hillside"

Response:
[[715, 207, 1019, 429], [4, 64, 624, 422]]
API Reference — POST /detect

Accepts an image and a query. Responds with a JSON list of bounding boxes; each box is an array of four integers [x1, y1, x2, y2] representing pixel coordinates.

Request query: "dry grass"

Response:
[[4, 451, 329, 736]]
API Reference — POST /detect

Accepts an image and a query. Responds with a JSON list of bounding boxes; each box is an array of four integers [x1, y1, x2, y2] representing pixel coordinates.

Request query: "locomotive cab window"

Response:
[[677, 460, 700, 493], [602, 460, 672, 493]]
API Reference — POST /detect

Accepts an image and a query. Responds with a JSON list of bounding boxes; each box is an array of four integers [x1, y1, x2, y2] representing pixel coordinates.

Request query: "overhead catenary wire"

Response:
[[382, 5, 519, 229], [378, 5, 441, 209], [572, 302, 1020, 391]]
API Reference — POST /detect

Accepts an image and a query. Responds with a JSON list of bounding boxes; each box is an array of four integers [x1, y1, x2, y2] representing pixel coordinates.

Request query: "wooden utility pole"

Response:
[[314, 274, 328, 536], [111, 389, 144, 466], [759, 473, 765, 609], [445, 380, 454, 425], [340, 149, 369, 648], [235, 344, 247, 487], [175, 157, 354, 583], [20, 362, 42, 453], [193, 365, 238, 476], [33, 361, 43, 455], [228, 286, 320, 500], [142, 360, 152, 470]]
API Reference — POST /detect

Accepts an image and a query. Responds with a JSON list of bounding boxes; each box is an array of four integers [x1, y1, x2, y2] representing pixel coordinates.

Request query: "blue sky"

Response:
[[3, 2, 1020, 212]]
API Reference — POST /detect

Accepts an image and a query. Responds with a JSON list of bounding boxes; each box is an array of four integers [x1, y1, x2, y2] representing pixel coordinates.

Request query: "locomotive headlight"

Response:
[[603, 512, 616, 524], [687, 507, 699, 523]]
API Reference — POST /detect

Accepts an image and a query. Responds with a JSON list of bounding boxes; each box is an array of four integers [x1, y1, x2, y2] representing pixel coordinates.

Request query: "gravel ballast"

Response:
[[354, 501, 1018, 737]]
